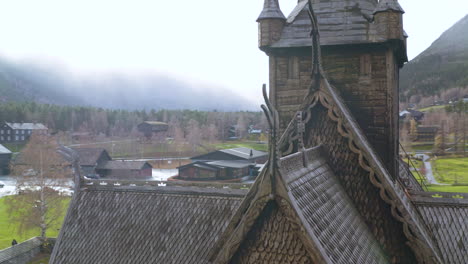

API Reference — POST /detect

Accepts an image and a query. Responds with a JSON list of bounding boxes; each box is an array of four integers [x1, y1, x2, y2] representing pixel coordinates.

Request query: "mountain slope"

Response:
[[400, 15, 468, 100], [0, 57, 256, 111]]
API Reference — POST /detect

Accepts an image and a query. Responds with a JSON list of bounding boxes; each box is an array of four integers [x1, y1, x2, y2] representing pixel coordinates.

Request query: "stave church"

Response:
[[50, 1, 467, 263]]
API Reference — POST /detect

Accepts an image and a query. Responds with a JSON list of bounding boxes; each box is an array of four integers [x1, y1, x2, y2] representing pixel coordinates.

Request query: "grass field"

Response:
[[211, 141, 268, 152], [426, 185, 468, 193], [433, 157, 468, 184], [0, 196, 70, 250], [418, 105, 446, 112]]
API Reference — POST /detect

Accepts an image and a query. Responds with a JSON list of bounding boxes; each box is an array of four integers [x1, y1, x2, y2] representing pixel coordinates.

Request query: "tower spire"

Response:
[[257, 0, 286, 21]]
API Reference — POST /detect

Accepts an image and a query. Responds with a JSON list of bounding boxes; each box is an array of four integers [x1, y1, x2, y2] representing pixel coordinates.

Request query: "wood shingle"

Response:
[[50, 186, 246, 264]]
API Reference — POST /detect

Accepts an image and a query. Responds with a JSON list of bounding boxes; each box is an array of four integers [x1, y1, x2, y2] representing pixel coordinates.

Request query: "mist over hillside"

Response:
[[0, 56, 257, 111], [400, 14, 468, 101]]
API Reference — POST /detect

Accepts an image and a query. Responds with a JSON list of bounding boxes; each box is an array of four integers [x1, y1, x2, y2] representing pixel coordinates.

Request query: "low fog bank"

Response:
[[0, 56, 258, 111]]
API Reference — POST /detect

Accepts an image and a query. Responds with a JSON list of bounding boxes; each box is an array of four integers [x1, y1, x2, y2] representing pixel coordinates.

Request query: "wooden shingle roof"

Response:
[[96, 160, 151, 170], [272, 0, 382, 48], [50, 185, 246, 264], [280, 147, 389, 263], [257, 0, 286, 21], [71, 148, 110, 166], [412, 192, 468, 264]]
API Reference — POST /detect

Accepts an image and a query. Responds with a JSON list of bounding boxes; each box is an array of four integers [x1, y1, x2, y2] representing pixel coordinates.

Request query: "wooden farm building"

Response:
[[178, 160, 255, 181], [0, 144, 12, 175], [137, 121, 168, 139], [416, 126, 439, 142], [96, 160, 152, 179], [178, 147, 267, 180], [71, 148, 111, 176], [51, 1, 467, 264], [60, 147, 152, 179], [191, 147, 268, 163], [0, 122, 48, 143]]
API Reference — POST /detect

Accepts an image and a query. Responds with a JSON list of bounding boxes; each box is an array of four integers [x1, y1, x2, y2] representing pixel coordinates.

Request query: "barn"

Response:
[[96, 161, 153, 179]]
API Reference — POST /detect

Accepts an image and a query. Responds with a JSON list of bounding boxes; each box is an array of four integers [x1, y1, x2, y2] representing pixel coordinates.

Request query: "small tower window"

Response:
[[360, 54, 372, 77], [288, 56, 300, 80]]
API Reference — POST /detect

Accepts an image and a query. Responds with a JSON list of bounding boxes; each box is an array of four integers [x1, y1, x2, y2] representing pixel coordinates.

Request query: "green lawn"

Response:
[[211, 141, 268, 152], [426, 185, 468, 193], [410, 143, 434, 151], [0, 196, 70, 250], [418, 105, 446, 112], [433, 157, 468, 184]]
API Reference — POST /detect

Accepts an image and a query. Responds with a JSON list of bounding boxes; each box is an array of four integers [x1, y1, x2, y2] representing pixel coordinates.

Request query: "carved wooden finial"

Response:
[[307, 0, 324, 93], [261, 84, 280, 194]]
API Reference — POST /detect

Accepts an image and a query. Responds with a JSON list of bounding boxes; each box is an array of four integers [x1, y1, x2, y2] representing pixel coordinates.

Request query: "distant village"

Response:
[[0, 120, 268, 184]]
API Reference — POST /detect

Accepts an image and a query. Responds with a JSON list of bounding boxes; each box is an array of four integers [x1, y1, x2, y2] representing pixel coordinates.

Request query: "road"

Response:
[[415, 154, 444, 185]]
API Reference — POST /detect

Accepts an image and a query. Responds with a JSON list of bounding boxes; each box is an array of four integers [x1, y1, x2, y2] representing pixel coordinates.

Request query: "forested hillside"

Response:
[[400, 15, 468, 102]]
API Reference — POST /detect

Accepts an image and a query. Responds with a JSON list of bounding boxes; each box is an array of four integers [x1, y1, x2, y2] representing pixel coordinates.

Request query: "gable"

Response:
[[230, 201, 314, 264], [303, 104, 415, 261]]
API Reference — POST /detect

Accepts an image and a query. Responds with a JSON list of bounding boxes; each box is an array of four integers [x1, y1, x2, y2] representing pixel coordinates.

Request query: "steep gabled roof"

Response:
[[50, 184, 246, 264], [212, 143, 389, 263], [71, 148, 110, 166]]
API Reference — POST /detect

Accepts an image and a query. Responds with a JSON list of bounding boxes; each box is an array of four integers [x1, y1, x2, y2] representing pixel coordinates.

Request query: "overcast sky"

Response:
[[0, 0, 467, 106]]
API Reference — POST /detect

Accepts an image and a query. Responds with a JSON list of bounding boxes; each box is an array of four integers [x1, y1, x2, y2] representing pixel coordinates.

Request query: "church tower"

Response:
[[257, 0, 407, 176]]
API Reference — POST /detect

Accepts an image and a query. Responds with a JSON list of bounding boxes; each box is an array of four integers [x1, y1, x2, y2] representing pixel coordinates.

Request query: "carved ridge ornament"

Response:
[[278, 86, 439, 263]]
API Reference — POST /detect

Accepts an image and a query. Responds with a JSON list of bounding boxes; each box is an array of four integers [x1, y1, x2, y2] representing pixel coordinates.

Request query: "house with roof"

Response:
[[178, 160, 256, 181], [96, 160, 152, 179], [0, 144, 12, 175], [70, 148, 112, 176], [0, 122, 48, 143], [191, 147, 267, 163], [65, 148, 152, 179], [137, 121, 168, 140], [50, 1, 467, 263], [399, 109, 425, 121], [416, 125, 439, 142], [178, 148, 267, 180]]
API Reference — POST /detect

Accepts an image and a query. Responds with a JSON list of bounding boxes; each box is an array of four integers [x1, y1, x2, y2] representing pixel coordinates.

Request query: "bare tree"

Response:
[[186, 119, 201, 154], [433, 121, 447, 155], [5, 133, 71, 241], [236, 114, 247, 139]]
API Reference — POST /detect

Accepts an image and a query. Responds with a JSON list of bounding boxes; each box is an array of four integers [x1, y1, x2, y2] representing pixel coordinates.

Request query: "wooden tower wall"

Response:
[[269, 44, 400, 175]]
